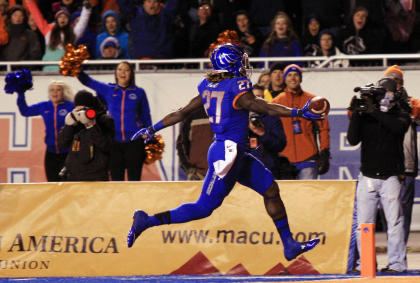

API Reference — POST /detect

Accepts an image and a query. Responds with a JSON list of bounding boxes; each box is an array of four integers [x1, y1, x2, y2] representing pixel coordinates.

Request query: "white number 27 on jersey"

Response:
[[238, 80, 251, 90], [203, 90, 225, 124]]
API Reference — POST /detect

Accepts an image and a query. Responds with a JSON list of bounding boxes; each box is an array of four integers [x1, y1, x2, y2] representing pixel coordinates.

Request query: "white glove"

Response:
[[65, 111, 78, 126], [77, 109, 96, 129]]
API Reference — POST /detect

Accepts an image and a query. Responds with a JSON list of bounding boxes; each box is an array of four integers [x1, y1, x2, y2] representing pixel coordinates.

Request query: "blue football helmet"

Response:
[[210, 43, 251, 77]]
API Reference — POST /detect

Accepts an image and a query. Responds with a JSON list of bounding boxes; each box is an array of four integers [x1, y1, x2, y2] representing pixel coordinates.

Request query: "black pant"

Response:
[[109, 139, 146, 181], [44, 151, 67, 182]]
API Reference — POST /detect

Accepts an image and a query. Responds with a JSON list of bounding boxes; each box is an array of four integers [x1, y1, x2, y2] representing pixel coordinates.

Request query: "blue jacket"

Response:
[[250, 114, 287, 178], [17, 93, 74, 153], [259, 38, 302, 57], [78, 71, 152, 143], [96, 10, 130, 59], [117, 0, 178, 58]]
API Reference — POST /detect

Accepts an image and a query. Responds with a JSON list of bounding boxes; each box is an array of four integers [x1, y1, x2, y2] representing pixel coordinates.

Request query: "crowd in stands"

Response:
[[0, 0, 419, 65]]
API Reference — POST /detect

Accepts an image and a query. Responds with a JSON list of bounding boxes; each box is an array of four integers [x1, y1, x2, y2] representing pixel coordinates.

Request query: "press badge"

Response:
[[292, 120, 302, 134]]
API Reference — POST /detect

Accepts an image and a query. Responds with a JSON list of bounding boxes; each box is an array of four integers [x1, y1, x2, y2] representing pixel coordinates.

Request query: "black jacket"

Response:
[[58, 114, 115, 181], [347, 106, 410, 178]]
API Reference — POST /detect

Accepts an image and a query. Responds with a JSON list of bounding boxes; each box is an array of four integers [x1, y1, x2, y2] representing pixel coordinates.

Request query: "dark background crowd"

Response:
[[0, 0, 419, 64]]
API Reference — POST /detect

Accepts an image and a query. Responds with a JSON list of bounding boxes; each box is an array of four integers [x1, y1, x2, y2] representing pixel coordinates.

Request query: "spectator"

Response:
[[259, 12, 302, 65], [71, 9, 97, 59], [272, 64, 330, 179], [234, 10, 263, 57], [96, 10, 129, 59], [301, 15, 321, 56], [16, 80, 74, 181], [249, 84, 292, 179], [310, 29, 349, 68], [384, 65, 420, 245], [264, 62, 286, 102], [28, 13, 46, 56], [257, 71, 270, 89], [337, 6, 383, 57], [117, 0, 179, 59], [176, 107, 213, 180], [189, 1, 220, 58], [347, 77, 410, 273], [384, 0, 416, 53], [99, 36, 123, 59], [0, 0, 7, 17], [25, 0, 92, 71], [0, 5, 42, 61], [58, 90, 115, 181], [75, 62, 152, 181]]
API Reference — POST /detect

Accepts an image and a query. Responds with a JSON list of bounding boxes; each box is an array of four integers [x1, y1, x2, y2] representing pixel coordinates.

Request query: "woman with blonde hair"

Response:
[[16, 80, 74, 181], [259, 12, 302, 61]]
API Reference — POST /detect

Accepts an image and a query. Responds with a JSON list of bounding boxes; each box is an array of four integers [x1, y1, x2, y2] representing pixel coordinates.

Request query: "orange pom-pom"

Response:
[[207, 30, 241, 58], [59, 43, 90, 77], [144, 135, 165, 164]]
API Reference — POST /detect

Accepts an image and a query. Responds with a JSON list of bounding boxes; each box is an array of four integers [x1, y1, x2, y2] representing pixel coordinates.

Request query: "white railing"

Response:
[[1, 54, 420, 72]]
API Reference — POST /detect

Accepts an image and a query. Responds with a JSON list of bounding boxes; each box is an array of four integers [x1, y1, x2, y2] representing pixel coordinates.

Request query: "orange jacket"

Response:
[[0, 13, 8, 45], [272, 89, 330, 163]]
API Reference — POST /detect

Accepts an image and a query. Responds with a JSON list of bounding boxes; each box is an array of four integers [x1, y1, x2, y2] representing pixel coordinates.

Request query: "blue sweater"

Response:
[[17, 93, 73, 153], [259, 38, 302, 57], [117, 0, 178, 59], [78, 71, 152, 143], [96, 10, 130, 59]]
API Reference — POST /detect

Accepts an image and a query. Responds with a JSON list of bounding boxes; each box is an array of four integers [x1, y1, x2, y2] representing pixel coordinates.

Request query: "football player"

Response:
[[128, 43, 322, 261]]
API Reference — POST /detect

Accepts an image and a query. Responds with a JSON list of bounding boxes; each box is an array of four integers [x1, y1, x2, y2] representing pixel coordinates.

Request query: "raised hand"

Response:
[[131, 126, 155, 143], [298, 99, 323, 121]]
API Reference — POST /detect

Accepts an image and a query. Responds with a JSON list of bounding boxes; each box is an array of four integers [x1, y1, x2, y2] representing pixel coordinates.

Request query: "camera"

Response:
[[350, 83, 386, 113], [249, 112, 263, 128]]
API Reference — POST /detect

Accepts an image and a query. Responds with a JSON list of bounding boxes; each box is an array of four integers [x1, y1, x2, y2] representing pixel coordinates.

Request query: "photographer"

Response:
[[347, 77, 410, 273], [384, 65, 420, 246], [249, 84, 291, 179], [58, 91, 115, 181]]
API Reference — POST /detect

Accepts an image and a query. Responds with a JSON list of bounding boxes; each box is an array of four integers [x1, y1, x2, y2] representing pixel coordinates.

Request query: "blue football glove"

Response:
[[131, 126, 156, 143], [292, 99, 323, 121]]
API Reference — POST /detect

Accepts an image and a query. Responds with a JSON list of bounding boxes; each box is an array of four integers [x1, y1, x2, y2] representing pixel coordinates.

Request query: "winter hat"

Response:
[[7, 5, 27, 21], [70, 11, 81, 25], [283, 64, 302, 81], [55, 7, 71, 20], [74, 90, 97, 108], [100, 36, 121, 58], [269, 62, 286, 74], [384, 65, 403, 81]]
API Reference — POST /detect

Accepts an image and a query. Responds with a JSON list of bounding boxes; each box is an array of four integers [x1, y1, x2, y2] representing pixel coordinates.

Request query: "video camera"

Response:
[[350, 83, 386, 113], [249, 112, 264, 128]]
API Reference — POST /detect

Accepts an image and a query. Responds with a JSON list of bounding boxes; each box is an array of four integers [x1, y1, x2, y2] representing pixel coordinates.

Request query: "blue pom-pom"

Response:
[[4, 69, 33, 94]]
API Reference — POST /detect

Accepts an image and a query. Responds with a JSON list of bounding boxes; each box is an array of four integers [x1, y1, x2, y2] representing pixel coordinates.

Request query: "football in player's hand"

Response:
[[308, 96, 330, 115]]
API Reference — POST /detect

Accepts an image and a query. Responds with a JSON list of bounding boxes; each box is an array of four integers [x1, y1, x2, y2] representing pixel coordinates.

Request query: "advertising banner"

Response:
[[0, 180, 356, 277]]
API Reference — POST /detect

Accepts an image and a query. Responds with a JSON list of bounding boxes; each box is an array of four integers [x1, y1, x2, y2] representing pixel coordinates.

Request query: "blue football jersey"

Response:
[[198, 76, 252, 147]]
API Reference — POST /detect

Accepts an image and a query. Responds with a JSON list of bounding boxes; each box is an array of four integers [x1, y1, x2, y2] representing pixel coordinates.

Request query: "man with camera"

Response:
[[58, 90, 115, 181], [347, 77, 410, 273]]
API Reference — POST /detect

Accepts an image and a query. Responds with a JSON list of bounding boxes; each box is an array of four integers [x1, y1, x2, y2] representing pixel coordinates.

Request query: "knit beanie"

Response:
[[269, 62, 286, 74], [384, 65, 403, 80], [74, 91, 97, 108], [55, 7, 71, 20], [283, 64, 302, 81]]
